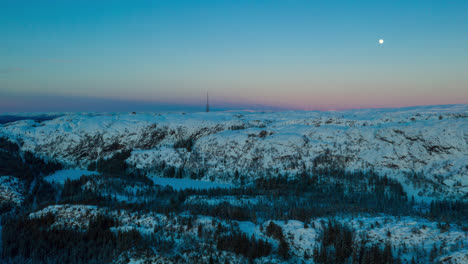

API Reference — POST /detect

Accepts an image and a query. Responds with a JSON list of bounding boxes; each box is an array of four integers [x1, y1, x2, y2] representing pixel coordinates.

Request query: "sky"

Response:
[[1, 0, 467, 112]]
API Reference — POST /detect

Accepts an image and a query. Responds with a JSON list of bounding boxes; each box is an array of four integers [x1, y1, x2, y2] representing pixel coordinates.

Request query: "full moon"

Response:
[[379, 39, 384, 44]]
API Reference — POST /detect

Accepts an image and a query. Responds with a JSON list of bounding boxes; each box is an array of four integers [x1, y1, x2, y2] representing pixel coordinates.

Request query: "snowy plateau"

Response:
[[1, 104, 467, 200], [0, 104, 467, 264]]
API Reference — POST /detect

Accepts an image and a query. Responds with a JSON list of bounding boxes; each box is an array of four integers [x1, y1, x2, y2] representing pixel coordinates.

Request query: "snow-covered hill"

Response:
[[29, 204, 468, 264], [1, 104, 467, 199]]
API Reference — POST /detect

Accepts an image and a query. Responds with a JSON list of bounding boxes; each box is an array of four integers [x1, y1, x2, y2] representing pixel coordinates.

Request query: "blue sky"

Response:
[[1, 0, 467, 112]]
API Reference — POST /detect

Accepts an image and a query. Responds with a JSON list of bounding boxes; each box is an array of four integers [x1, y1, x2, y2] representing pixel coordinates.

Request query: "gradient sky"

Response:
[[1, 0, 467, 112]]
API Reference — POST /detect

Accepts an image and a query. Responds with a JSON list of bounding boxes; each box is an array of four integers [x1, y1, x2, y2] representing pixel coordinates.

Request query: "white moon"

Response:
[[379, 39, 384, 44]]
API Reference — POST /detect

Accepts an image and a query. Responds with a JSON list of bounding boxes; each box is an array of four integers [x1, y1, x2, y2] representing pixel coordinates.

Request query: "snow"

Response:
[[0, 176, 24, 206], [1, 104, 467, 199], [44, 169, 98, 184]]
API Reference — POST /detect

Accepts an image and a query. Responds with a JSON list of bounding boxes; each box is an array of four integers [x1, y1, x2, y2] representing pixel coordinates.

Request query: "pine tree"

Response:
[[383, 242, 393, 264], [278, 238, 290, 259], [197, 224, 203, 238], [429, 243, 438, 262]]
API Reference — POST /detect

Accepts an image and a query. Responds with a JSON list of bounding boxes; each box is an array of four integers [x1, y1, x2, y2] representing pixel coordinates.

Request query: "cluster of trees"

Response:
[[25, 179, 57, 209], [61, 176, 103, 203], [2, 207, 276, 263], [313, 220, 397, 264], [349, 243, 397, 264], [249, 170, 412, 221], [173, 137, 195, 152], [313, 220, 354, 263], [216, 232, 272, 260], [265, 222, 290, 259], [0, 137, 62, 183], [1, 214, 146, 264], [156, 163, 206, 180], [428, 200, 468, 223], [87, 150, 132, 175]]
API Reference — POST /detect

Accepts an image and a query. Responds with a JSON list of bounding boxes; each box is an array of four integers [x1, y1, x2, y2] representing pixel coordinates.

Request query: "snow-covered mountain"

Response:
[[1, 104, 467, 199]]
